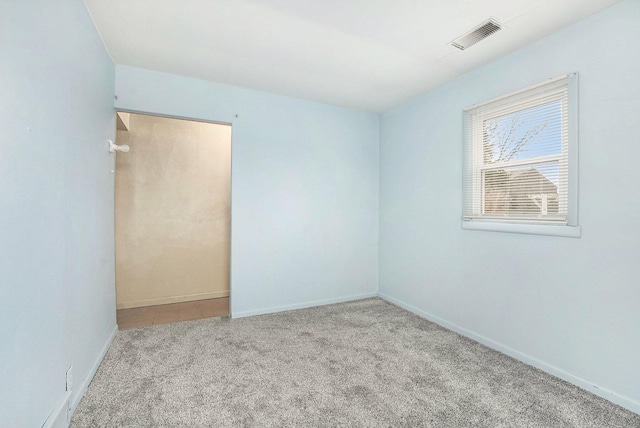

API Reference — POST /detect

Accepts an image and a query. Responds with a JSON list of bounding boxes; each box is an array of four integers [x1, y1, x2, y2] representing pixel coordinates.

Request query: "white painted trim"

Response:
[[41, 391, 71, 428], [69, 325, 118, 418], [377, 292, 640, 416], [464, 74, 570, 111], [232, 292, 378, 319], [117, 290, 230, 309], [462, 220, 581, 238]]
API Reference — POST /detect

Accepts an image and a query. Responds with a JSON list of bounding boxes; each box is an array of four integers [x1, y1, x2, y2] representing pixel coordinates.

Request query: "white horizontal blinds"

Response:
[[463, 76, 570, 223]]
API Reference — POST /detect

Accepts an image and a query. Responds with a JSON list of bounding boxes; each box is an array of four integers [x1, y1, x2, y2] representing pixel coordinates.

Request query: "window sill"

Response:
[[461, 221, 581, 238]]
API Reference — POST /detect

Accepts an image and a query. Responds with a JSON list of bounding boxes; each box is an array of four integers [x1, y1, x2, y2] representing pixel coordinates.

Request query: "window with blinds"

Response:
[[463, 74, 578, 229]]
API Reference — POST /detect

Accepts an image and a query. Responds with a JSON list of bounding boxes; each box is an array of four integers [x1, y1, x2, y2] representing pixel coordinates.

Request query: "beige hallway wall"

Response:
[[115, 113, 231, 309]]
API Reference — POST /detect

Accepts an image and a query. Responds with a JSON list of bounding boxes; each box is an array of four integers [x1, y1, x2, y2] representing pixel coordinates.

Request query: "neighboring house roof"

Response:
[[485, 168, 558, 215], [508, 168, 557, 194]]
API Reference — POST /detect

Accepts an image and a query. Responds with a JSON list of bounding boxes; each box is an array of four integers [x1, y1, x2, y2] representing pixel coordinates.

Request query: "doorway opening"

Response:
[[113, 112, 231, 329]]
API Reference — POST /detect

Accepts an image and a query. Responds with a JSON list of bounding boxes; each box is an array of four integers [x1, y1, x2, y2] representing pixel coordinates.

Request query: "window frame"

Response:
[[462, 73, 580, 238]]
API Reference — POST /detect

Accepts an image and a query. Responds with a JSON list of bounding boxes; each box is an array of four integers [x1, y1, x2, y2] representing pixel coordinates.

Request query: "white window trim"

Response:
[[462, 73, 580, 238], [461, 220, 581, 238]]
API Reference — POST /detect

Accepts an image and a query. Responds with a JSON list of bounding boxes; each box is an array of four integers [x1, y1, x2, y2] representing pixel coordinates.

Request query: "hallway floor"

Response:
[[116, 297, 229, 330]]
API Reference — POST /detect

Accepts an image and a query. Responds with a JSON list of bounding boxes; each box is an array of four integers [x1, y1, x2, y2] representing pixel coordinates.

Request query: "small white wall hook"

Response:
[[109, 139, 130, 153]]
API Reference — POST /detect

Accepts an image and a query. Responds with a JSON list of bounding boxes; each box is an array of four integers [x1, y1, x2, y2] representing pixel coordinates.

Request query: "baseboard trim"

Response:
[[232, 292, 378, 319], [69, 324, 118, 419], [117, 290, 229, 309], [377, 292, 640, 416], [41, 391, 72, 428]]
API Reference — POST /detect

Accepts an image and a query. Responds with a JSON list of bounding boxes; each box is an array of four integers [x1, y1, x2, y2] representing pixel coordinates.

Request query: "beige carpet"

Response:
[[72, 298, 640, 427]]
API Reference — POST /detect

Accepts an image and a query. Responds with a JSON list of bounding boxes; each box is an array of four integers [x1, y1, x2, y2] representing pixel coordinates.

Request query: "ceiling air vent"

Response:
[[451, 18, 501, 50]]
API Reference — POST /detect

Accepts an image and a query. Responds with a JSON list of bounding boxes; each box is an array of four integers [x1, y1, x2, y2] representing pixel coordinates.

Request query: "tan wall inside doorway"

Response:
[[115, 113, 231, 309]]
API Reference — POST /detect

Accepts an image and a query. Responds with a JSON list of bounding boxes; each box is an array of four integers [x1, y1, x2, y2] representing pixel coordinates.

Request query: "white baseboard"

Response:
[[41, 390, 72, 428], [117, 290, 229, 309], [231, 292, 378, 319], [378, 292, 640, 416], [69, 324, 118, 419]]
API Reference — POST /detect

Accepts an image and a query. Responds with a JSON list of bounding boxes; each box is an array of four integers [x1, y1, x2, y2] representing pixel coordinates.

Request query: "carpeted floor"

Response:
[[72, 298, 640, 427]]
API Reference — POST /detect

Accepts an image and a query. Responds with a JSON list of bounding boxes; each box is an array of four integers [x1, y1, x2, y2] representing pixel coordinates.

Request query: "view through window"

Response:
[[463, 74, 578, 229]]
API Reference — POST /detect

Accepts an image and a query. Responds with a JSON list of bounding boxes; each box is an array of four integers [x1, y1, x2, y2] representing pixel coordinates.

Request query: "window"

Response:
[[462, 74, 580, 237]]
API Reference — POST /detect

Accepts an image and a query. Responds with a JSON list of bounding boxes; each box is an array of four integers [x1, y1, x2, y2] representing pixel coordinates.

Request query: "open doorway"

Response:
[[113, 112, 231, 329]]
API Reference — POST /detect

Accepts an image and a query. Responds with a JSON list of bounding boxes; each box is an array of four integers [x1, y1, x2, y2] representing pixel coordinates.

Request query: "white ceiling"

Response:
[[84, 0, 619, 112]]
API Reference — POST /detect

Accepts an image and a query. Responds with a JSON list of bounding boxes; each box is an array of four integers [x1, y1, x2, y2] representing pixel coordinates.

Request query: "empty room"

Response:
[[2, 0, 639, 426]]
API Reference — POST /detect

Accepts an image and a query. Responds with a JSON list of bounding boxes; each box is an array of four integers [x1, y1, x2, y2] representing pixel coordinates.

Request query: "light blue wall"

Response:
[[115, 66, 380, 317], [0, 1, 116, 425], [379, 0, 640, 413]]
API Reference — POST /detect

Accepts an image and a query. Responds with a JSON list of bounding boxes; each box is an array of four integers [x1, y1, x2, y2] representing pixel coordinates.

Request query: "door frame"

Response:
[[113, 109, 235, 318]]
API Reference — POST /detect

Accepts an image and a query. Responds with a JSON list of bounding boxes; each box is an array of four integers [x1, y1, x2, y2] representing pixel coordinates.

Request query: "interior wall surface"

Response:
[[0, 0, 116, 425], [115, 65, 380, 318], [115, 114, 231, 308], [378, 0, 640, 413]]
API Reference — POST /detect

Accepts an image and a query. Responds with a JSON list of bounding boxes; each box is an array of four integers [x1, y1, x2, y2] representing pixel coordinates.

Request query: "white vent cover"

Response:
[[451, 18, 501, 50]]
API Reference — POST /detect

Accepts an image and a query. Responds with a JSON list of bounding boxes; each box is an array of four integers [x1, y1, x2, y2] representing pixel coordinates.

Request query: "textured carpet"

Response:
[[72, 298, 640, 427]]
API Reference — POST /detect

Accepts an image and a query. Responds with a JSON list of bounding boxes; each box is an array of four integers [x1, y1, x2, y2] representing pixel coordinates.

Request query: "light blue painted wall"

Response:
[[115, 66, 380, 317], [0, 1, 116, 425], [379, 0, 640, 412]]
